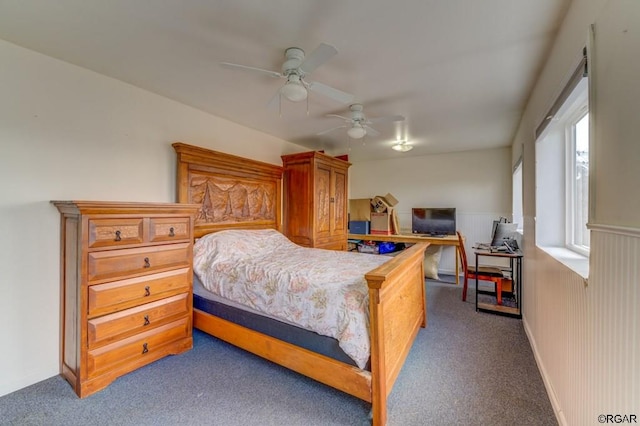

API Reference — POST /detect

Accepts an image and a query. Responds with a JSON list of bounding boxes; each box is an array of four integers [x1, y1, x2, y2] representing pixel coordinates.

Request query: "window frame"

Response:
[[512, 158, 523, 233], [534, 47, 591, 277], [565, 108, 590, 256]]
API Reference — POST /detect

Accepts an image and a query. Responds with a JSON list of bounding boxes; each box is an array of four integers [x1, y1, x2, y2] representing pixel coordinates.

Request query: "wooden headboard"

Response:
[[173, 142, 283, 238]]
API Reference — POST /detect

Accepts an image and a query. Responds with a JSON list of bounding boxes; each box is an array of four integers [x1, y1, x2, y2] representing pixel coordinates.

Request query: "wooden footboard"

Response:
[[193, 242, 427, 426], [366, 242, 427, 425]]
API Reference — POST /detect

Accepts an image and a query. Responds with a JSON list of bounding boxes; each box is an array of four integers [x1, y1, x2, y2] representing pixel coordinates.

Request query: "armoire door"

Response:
[[330, 165, 348, 237], [314, 161, 332, 241]]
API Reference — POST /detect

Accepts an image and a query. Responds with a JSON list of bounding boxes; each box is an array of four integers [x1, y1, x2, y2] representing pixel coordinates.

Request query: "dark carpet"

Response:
[[0, 279, 556, 425]]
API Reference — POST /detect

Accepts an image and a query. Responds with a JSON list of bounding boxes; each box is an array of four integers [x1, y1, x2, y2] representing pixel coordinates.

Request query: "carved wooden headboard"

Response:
[[172, 143, 283, 238]]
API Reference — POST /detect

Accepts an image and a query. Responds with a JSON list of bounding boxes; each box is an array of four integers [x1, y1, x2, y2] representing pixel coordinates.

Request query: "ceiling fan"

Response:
[[220, 43, 355, 106], [317, 104, 405, 139]]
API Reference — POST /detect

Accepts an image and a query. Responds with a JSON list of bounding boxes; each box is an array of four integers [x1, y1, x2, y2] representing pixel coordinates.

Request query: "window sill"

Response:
[[537, 245, 589, 279]]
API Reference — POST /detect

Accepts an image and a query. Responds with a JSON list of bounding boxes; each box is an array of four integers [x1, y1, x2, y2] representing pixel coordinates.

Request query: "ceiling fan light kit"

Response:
[[347, 123, 367, 139], [280, 75, 307, 102], [392, 141, 413, 152]]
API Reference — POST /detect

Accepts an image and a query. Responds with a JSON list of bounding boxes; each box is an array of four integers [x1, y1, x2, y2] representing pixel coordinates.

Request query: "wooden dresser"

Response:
[[281, 151, 350, 250], [52, 201, 199, 398]]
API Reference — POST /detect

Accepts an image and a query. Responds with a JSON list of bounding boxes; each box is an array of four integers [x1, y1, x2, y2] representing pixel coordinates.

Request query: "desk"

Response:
[[474, 249, 523, 318], [348, 233, 461, 284]]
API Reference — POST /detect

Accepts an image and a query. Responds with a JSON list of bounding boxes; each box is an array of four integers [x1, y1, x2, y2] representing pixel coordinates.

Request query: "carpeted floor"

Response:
[[0, 279, 557, 425]]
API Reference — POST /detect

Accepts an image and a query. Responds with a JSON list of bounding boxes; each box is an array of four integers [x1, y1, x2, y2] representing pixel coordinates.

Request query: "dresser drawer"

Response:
[[88, 293, 189, 347], [87, 243, 191, 282], [149, 217, 191, 242], [88, 218, 144, 248], [88, 268, 190, 317], [87, 317, 189, 377]]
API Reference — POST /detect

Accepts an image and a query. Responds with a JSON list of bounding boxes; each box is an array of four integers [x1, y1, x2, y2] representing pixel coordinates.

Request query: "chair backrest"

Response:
[[456, 231, 468, 276]]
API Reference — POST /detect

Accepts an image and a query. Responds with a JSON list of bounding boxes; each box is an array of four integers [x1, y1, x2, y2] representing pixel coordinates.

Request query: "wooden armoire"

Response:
[[281, 151, 351, 250]]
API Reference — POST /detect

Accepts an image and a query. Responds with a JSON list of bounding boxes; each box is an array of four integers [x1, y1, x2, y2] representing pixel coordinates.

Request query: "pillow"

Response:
[[193, 229, 292, 265], [423, 245, 443, 280]]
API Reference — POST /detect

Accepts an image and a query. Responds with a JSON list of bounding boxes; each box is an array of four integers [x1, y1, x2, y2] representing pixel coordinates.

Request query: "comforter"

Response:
[[192, 229, 389, 368]]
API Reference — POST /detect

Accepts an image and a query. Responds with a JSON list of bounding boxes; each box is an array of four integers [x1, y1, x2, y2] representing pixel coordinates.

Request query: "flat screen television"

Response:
[[411, 208, 456, 236]]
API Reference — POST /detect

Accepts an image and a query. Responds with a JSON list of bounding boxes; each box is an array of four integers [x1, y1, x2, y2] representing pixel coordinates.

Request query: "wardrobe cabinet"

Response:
[[52, 201, 199, 397], [281, 151, 350, 250]]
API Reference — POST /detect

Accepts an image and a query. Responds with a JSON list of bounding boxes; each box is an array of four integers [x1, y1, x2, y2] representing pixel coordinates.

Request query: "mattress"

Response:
[[193, 274, 362, 368]]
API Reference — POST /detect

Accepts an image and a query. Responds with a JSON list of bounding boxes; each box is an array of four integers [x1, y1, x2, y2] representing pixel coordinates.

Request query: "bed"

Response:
[[173, 142, 428, 425]]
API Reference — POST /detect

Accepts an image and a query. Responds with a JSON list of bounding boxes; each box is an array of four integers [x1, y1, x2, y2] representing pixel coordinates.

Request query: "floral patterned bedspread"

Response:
[[192, 229, 389, 368]]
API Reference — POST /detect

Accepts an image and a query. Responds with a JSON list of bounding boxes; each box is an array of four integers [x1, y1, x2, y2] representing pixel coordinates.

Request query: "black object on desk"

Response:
[[474, 249, 523, 318]]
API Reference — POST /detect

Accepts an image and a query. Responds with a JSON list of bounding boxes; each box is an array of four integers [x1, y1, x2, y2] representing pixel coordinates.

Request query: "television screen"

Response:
[[412, 208, 456, 236]]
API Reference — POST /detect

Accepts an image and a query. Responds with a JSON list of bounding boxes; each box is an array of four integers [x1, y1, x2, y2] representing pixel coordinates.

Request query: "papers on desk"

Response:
[[474, 242, 491, 250], [474, 242, 516, 254], [491, 246, 510, 253]]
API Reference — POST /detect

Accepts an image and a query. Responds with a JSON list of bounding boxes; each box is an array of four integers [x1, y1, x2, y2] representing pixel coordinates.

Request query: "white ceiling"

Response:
[[0, 0, 570, 162]]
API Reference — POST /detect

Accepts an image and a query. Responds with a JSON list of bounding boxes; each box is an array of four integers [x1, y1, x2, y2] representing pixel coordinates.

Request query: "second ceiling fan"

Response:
[[318, 104, 405, 139]]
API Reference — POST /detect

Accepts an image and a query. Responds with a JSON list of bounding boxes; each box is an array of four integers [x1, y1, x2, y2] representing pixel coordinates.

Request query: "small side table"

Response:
[[474, 249, 523, 318]]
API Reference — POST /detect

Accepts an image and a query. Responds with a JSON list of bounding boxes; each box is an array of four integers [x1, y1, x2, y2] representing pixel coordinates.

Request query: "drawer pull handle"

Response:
[[169, 227, 175, 237], [143, 315, 150, 326], [142, 343, 149, 354], [144, 286, 151, 297], [144, 257, 151, 268], [115, 230, 121, 241]]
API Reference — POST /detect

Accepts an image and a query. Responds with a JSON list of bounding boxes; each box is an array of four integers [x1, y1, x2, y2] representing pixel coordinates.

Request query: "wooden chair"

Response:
[[457, 231, 507, 305]]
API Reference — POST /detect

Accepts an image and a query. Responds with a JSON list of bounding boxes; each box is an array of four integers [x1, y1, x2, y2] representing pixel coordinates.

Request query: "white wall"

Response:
[[0, 39, 307, 397], [590, 3, 640, 227], [512, 1, 640, 424], [350, 148, 512, 273]]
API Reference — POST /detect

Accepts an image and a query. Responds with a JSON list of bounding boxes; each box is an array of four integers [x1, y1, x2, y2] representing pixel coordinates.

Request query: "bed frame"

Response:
[[173, 142, 428, 425]]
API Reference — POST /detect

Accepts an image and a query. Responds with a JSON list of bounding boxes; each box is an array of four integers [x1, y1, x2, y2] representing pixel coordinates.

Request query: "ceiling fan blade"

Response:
[[317, 125, 347, 136], [368, 114, 405, 123], [220, 62, 282, 79], [299, 43, 338, 75], [325, 114, 351, 121], [308, 81, 355, 105], [364, 125, 381, 137]]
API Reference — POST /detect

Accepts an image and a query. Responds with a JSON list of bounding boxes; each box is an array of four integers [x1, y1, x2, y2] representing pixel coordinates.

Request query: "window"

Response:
[[535, 49, 590, 264], [567, 111, 590, 254], [512, 159, 523, 232]]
